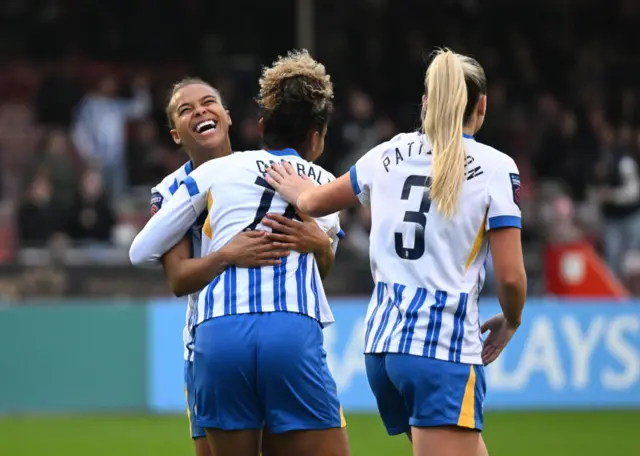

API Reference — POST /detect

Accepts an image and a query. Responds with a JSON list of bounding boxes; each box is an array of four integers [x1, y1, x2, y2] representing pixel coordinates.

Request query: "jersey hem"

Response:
[[363, 349, 483, 366]]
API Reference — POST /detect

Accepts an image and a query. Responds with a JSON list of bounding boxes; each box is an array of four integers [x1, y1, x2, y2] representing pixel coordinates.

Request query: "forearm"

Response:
[[495, 269, 527, 328], [165, 250, 231, 297], [314, 244, 335, 279]]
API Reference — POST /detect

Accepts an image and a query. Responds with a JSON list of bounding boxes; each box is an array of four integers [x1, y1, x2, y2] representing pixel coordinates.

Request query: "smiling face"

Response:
[[168, 83, 231, 156]]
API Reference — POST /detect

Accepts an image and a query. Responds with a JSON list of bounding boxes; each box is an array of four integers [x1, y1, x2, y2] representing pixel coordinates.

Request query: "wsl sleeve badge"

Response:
[[509, 173, 521, 210], [150, 192, 164, 217]]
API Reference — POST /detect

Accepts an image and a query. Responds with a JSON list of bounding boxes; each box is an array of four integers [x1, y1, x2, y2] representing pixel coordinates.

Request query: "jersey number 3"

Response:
[[394, 175, 432, 260]]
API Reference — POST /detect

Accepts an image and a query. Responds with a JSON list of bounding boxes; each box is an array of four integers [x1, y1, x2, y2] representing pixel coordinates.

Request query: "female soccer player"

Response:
[[129, 51, 349, 456], [265, 49, 527, 456], [140, 78, 336, 456]]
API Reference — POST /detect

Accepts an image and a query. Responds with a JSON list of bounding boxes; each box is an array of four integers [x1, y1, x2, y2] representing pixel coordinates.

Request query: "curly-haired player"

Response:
[[129, 51, 349, 456]]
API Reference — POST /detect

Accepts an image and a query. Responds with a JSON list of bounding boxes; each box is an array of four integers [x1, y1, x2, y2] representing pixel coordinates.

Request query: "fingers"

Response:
[[264, 173, 278, 188], [239, 230, 268, 238], [266, 162, 290, 180], [264, 213, 298, 228], [480, 315, 501, 333], [282, 161, 295, 175], [295, 208, 313, 222], [261, 217, 293, 234], [482, 346, 501, 366], [262, 232, 291, 243]]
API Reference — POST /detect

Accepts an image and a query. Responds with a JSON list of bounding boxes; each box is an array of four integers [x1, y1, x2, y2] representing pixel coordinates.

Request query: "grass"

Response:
[[0, 411, 636, 455]]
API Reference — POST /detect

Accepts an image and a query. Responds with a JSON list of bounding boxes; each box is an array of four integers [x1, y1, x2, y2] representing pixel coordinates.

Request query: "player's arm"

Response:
[[129, 183, 204, 266], [261, 211, 344, 279], [486, 161, 527, 329], [266, 147, 378, 217], [161, 231, 290, 297]]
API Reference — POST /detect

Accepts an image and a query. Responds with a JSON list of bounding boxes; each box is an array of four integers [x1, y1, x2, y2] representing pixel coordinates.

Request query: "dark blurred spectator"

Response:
[[71, 75, 151, 196], [17, 171, 64, 246], [40, 129, 81, 212], [35, 55, 83, 127], [127, 119, 167, 187], [0, 102, 40, 202], [65, 169, 115, 244]]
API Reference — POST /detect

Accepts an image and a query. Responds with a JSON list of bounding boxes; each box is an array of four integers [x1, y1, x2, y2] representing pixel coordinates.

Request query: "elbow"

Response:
[[167, 280, 190, 298], [129, 242, 147, 267], [165, 270, 196, 298], [499, 272, 527, 291], [497, 269, 527, 298], [129, 238, 157, 267]]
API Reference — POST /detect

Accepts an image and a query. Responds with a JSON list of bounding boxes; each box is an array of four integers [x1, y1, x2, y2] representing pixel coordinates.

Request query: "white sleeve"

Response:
[[485, 159, 522, 231], [129, 184, 202, 267], [349, 145, 383, 207], [326, 213, 344, 254]]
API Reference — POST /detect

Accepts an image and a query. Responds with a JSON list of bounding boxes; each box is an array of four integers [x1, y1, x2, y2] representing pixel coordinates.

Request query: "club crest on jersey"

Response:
[[510, 173, 521, 209], [150, 192, 163, 216]]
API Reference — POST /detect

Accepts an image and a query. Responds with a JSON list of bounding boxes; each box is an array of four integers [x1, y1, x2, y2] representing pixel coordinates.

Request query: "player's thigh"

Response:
[[268, 428, 349, 456], [260, 428, 276, 456], [194, 437, 213, 456], [256, 312, 349, 456], [477, 435, 490, 456], [205, 429, 261, 456], [193, 315, 263, 432], [364, 353, 411, 436], [385, 354, 486, 455], [411, 426, 481, 456]]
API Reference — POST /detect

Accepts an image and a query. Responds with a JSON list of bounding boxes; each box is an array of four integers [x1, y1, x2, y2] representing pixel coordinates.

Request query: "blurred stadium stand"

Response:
[[0, 0, 639, 298]]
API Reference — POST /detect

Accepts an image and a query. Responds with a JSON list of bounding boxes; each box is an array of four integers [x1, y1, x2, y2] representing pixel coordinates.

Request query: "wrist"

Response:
[[505, 316, 521, 330], [313, 239, 332, 255], [213, 247, 233, 269]]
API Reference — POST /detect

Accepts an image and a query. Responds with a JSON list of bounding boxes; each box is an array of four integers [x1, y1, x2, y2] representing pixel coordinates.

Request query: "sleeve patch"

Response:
[[150, 192, 164, 216], [509, 173, 521, 209]]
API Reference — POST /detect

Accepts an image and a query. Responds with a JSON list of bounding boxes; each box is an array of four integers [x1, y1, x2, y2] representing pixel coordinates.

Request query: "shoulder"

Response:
[[370, 131, 423, 160], [466, 139, 517, 173], [152, 167, 183, 199]]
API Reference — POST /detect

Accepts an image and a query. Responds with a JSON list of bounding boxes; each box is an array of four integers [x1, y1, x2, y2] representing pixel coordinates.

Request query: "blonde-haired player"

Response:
[[266, 49, 527, 456]]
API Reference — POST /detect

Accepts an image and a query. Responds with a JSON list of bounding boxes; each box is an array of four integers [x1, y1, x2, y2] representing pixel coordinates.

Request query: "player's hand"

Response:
[[265, 162, 315, 206], [261, 211, 331, 253], [219, 231, 290, 267], [480, 314, 519, 366]]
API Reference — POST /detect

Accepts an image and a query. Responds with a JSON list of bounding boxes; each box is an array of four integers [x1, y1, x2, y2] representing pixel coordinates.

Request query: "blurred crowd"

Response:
[[1, 0, 640, 294]]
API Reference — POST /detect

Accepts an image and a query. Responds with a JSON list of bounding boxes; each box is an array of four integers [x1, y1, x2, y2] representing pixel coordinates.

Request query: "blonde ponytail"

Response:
[[423, 49, 467, 219]]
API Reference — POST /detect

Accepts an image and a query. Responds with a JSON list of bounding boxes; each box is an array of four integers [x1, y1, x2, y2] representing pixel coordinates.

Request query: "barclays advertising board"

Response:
[[147, 298, 640, 413]]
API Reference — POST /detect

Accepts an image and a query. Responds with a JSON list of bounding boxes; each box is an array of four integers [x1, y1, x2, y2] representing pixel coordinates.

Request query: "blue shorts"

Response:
[[365, 353, 485, 436], [184, 360, 206, 439], [193, 312, 345, 433]]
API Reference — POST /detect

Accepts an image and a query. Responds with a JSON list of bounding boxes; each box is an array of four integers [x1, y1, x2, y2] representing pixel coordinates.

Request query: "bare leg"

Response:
[[205, 429, 261, 456], [411, 426, 480, 456], [194, 436, 213, 456], [266, 427, 350, 456]]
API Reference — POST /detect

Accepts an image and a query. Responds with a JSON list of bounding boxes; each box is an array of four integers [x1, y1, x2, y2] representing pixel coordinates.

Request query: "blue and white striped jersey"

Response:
[[130, 148, 343, 328], [351, 132, 522, 365], [150, 160, 204, 362]]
